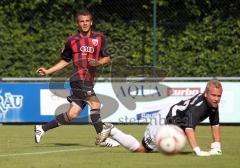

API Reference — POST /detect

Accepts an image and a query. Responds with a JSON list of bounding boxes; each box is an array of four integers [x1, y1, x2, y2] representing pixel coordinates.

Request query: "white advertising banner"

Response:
[[40, 89, 70, 116], [93, 81, 240, 123]]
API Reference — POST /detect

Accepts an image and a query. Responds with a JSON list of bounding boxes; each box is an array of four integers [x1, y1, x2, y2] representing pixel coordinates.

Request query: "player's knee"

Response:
[[87, 99, 101, 109], [68, 110, 81, 120], [67, 112, 78, 120], [67, 104, 81, 120], [91, 103, 101, 110]]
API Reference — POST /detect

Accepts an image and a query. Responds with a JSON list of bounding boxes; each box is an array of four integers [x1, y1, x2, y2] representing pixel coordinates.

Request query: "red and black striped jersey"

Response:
[[60, 31, 109, 83]]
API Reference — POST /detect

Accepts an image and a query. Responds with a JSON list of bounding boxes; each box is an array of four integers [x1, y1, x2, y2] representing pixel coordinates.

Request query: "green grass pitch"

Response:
[[0, 125, 240, 168]]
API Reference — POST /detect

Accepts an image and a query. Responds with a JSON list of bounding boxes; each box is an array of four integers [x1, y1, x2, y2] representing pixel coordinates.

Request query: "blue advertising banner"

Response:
[[0, 82, 88, 123]]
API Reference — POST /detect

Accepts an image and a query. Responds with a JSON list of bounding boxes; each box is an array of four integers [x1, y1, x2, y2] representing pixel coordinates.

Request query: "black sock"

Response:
[[90, 109, 103, 134], [42, 112, 70, 132], [42, 119, 59, 132]]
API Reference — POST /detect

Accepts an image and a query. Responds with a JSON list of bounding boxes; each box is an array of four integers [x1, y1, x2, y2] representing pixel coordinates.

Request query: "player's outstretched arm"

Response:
[[185, 128, 210, 156], [209, 125, 222, 155], [36, 59, 70, 76]]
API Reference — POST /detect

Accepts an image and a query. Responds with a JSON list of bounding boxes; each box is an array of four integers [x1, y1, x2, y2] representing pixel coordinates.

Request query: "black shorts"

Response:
[[141, 138, 153, 152], [67, 81, 96, 106]]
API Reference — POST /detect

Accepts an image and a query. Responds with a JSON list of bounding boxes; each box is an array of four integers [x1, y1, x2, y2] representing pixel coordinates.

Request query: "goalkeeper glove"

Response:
[[209, 142, 222, 155], [193, 146, 210, 156]]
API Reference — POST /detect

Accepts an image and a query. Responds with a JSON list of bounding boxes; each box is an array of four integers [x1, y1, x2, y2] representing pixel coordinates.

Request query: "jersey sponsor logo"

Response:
[[167, 88, 200, 96], [80, 46, 94, 53], [0, 92, 23, 113], [92, 39, 98, 46], [86, 90, 92, 96]]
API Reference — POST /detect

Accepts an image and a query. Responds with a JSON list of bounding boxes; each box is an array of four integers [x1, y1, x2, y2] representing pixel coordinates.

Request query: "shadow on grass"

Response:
[[54, 143, 93, 148], [33, 143, 94, 148], [178, 151, 193, 155], [146, 151, 193, 156]]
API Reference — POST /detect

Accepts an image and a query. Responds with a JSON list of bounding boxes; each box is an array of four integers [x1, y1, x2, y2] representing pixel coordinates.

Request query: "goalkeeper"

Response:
[[104, 80, 223, 156]]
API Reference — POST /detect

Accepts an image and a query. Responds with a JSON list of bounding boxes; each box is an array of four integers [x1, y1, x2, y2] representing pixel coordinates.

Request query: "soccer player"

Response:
[[107, 80, 223, 156], [35, 9, 118, 146]]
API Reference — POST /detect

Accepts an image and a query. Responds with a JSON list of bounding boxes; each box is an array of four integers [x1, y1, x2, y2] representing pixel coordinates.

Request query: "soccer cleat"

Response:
[[95, 123, 114, 145], [99, 137, 120, 147], [35, 125, 45, 143]]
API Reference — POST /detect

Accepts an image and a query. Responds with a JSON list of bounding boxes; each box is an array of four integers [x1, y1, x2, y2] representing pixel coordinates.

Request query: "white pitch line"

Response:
[[0, 147, 95, 157]]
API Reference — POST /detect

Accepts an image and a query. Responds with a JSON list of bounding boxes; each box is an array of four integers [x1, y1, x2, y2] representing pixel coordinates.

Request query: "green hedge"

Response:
[[0, 0, 239, 77]]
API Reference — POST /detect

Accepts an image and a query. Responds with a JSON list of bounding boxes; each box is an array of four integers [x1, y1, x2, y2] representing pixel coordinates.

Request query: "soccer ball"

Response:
[[155, 125, 187, 154]]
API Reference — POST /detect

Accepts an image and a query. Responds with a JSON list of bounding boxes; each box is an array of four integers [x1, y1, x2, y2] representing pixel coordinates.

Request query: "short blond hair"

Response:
[[205, 80, 222, 93]]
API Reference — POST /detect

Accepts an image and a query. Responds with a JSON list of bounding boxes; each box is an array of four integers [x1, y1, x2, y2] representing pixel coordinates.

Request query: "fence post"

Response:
[[152, 0, 157, 67], [152, 0, 157, 76]]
